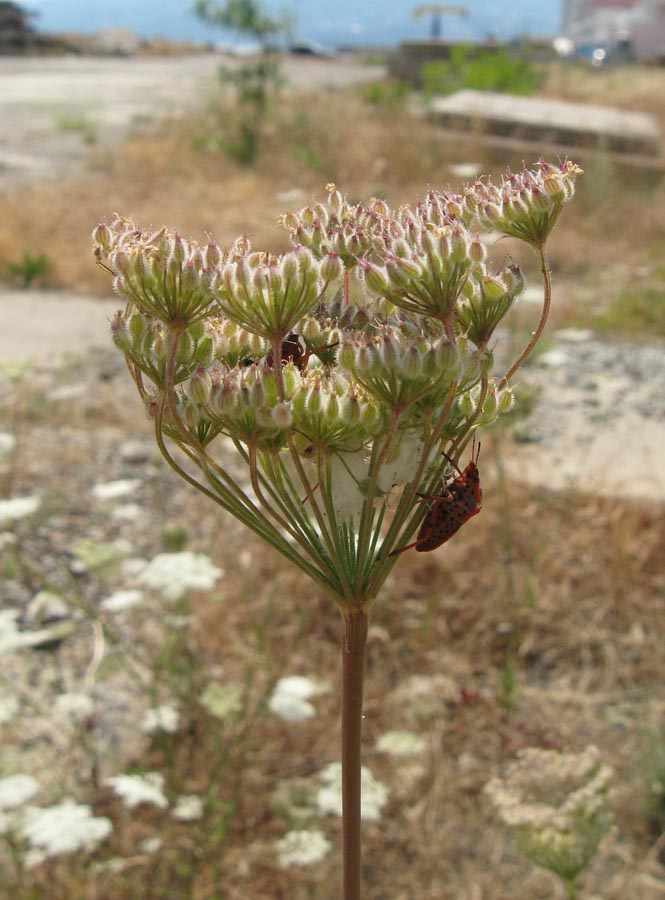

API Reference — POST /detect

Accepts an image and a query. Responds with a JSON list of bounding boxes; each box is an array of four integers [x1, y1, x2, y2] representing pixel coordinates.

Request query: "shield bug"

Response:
[[390, 440, 482, 556]]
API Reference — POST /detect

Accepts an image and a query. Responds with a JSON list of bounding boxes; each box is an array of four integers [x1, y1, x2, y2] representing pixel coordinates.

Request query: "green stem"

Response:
[[565, 877, 577, 900], [498, 244, 551, 391], [341, 607, 369, 900]]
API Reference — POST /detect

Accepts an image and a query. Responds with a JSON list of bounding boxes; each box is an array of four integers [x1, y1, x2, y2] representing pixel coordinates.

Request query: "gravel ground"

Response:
[[503, 327, 665, 501]]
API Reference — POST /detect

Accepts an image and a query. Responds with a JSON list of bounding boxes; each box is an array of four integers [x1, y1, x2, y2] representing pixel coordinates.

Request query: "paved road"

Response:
[[0, 290, 119, 364], [0, 53, 384, 187]]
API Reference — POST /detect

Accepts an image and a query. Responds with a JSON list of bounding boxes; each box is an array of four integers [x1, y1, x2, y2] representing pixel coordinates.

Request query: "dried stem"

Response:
[[498, 244, 551, 391], [341, 606, 369, 900]]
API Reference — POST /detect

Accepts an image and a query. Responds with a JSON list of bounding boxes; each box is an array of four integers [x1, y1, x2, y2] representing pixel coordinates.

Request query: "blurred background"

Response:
[[1, 1, 665, 897]]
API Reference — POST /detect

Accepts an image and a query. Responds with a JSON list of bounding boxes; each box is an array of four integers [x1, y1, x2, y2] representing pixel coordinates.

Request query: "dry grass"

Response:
[[0, 90, 461, 295]]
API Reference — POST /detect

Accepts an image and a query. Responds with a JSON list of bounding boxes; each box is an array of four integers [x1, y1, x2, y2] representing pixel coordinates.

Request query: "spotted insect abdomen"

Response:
[[414, 462, 482, 552], [389, 445, 482, 557]]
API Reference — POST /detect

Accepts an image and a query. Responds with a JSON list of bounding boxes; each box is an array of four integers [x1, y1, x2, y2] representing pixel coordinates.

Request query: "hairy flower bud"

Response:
[[187, 367, 212, 405], [204, 240, 222, 269], [92, 222, 112, 253], [340, 392, 361, 426], [320, 251, 342, 283], [272, 400, 293, 429], [361, 262, 389, 295]]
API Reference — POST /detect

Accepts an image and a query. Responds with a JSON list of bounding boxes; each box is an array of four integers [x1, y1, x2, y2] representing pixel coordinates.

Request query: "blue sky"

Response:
[[26, 1, 562, 45]]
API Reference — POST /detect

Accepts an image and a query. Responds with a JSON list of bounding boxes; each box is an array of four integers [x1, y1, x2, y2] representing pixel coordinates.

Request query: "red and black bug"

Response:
[[391, 440, 482, 556]]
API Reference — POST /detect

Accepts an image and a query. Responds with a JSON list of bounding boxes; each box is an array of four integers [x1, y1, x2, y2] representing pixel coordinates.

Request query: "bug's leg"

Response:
[[440, 450, 464, 478], [301, 482, 320, 505], [389, 539, 418, 557], [416, 489, 453, 503]]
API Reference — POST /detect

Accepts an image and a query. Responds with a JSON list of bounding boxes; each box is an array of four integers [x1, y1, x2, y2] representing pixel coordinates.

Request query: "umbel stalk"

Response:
[[341, 608, 369, 900]]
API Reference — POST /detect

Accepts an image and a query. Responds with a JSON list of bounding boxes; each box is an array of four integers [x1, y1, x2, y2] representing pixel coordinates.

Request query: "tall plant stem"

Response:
[[341, 607, 369, 900], [498, 244, 551, 391]]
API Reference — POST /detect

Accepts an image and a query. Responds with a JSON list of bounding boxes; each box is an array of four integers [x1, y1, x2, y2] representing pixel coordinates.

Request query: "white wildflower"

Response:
[[376, 730, 427, 757], [172, 795, 204, 822], [200, 682, 243, 720], [101, 588, 145, 612], [55, 692, 95, 723], [276, 829, 332, 868], [139, 836, 162, 854], [111, 503, 144, 521], [275, 675, 326, 699], [0, 610, 55, 656], [0, 775, 40, 810], [142, 705, 180, 734], [269, 693, 315, 722], [92, 479, 142, 502], [105, 772, 168, 809], [19, 801, 112, 857], [485, 745, 614, 885], [138, 552, 223, 601], [71, 538, 132, 573], [316, 762, 388, 821], [268, 676, 327, 723], [0, 495, 40, 522]]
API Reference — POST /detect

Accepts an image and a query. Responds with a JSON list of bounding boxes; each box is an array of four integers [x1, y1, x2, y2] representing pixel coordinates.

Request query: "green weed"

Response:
[[360, 79, 410, 110], [421, 45, 544, 97], [6, 251, 53, 289], [592, 272, 665, 336]]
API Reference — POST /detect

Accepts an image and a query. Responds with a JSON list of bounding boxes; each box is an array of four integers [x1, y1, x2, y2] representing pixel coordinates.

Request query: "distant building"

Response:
[[91, 27, 141, 56], [562, 0, 665, 62]]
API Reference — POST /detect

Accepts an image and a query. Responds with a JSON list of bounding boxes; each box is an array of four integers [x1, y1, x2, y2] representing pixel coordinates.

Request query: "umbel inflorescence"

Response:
[[93, 160, 581, 609]]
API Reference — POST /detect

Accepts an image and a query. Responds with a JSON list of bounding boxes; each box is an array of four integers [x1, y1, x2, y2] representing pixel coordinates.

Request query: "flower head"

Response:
[[485, 745, 613, 884], [470, 159, 582, 248], [94, 163, 579, 606]]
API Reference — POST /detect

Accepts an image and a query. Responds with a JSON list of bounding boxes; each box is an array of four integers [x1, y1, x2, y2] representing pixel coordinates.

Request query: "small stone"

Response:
[[118, 440, 152, 464], [520, 286, 545, 305], [24, 621, 76, 650], [0, 432, 16, 458], [537, 348, 569, 369], [47, 383, 87, 402], [111, 503, 143, 522], [92, 479, 141, 502], [26, 591, 70, 625], [554, 327, 595, 343], [101, 589, 145, 613]]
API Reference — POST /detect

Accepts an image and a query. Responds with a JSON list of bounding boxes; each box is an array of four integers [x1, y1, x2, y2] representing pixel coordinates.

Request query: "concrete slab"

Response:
[[430, 89, 663, 163]]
